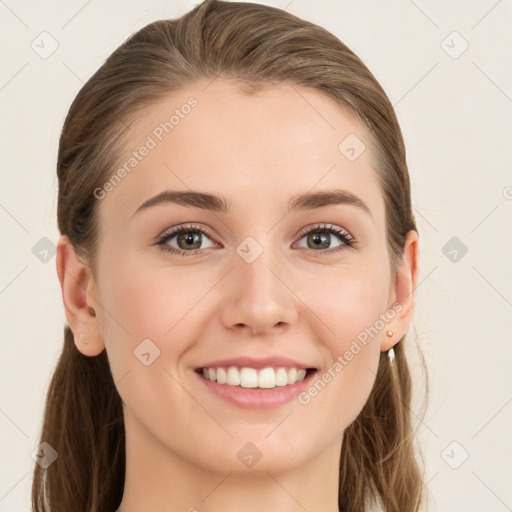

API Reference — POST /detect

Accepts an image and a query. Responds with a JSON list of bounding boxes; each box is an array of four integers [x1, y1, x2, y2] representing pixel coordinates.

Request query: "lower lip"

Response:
[[194, 369, 317, 410]]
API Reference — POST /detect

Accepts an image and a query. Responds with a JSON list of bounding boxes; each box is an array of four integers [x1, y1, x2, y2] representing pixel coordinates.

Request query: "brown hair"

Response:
[[32, 1, 429, 510]]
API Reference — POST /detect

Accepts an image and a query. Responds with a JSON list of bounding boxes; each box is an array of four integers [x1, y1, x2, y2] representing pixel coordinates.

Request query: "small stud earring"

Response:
[[78, 333, 89, 344], [386, 330, 393, 337]]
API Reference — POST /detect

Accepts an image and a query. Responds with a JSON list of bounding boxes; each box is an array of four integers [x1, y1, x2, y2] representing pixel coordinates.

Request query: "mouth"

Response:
[[194, 366, 318, 389]]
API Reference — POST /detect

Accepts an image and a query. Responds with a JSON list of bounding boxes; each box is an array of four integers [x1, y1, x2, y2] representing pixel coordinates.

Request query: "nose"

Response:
[[220, 250, 298, 336]]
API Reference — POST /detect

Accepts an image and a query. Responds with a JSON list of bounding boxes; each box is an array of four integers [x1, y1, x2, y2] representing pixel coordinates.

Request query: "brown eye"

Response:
[[175, 231, 203, 250], [156, 224, 217, 257], [295, 223, 355, 254]]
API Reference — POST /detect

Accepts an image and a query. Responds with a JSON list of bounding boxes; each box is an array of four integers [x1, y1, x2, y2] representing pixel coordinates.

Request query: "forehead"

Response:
[[99, 78, 384, 225]]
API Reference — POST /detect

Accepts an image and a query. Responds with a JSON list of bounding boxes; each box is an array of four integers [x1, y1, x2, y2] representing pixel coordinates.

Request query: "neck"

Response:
[[116, 411, 342, 512]]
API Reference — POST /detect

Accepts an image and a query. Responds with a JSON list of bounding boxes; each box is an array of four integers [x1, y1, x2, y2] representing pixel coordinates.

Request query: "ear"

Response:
[[381, 229, 420, 352], [56, 234, 105, 356]]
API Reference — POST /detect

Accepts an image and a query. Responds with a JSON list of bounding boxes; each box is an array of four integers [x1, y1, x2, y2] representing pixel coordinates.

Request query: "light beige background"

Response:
[[1, 1, 511, 511]]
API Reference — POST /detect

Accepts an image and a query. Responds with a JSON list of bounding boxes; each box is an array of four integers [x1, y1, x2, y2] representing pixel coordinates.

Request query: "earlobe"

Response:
[[381, 230, 420, 352], [56, 234, 105, 356]]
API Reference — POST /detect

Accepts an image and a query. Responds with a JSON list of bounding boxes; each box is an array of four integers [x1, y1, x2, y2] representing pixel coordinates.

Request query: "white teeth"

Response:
[[240, 368, 258, 388], [258, 367, 275, 388], [200, 366, 312, 388], [226, 367, 240, 386], [216, 367, 227, 384], [275, 367, 289, 386]]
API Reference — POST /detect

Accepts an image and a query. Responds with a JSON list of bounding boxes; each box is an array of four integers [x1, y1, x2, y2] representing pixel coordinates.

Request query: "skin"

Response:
[[57, 78, 419, 512]]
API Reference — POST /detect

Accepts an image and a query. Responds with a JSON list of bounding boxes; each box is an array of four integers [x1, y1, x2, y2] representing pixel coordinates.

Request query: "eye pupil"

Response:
[[178, 231, 201, 249], [309, 232, 330, 249]]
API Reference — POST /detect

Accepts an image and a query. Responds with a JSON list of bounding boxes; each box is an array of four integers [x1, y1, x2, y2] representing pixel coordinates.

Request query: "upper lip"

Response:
[[196, 355, 317, 370]]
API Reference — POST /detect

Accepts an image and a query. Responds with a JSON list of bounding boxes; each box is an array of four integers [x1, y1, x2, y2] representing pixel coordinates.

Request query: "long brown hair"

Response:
[[32, 1, 429, 510]]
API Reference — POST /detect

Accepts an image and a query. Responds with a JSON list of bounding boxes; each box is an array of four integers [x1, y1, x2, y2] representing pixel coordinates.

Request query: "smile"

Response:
[[196, 366, 317, 389], [194, 366, 318, 410]]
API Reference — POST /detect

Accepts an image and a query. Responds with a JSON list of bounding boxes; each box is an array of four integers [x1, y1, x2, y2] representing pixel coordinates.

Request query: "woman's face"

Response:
[[79, 78, 417, 475]]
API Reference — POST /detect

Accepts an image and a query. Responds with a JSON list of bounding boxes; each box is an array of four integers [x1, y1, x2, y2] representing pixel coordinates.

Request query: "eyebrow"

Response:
[[132, 188, 372, 218]]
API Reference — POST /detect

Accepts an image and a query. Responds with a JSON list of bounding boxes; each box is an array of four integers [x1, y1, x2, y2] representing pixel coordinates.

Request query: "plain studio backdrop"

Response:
[[0, 1, 511, 511]]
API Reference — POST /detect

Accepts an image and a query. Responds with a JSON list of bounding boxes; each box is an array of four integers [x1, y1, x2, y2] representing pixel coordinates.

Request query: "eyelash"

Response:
[[155, 223, 357, 258]]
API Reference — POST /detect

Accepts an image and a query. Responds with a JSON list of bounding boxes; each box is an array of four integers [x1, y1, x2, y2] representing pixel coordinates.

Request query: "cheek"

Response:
[[97, 251, 216, 370], [297, 261, 390, 420], [306, 258, 390, 347], [97, 256, 208, 423]]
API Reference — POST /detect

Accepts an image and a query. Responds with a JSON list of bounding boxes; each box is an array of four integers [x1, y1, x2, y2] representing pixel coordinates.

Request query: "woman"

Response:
[[32, 1, 428, 510]]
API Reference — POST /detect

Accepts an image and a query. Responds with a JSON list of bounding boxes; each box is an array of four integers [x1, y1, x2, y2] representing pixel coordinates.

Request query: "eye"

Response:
[[155, 222, 356, 258], [156, 224, 218, 257], [294, 223, 355, 255]]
